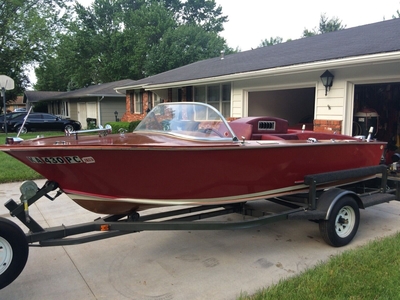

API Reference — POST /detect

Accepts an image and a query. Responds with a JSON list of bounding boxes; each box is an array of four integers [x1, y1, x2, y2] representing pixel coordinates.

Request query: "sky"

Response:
[[76, 0, 400, 51], [215, 0, 400, 50]]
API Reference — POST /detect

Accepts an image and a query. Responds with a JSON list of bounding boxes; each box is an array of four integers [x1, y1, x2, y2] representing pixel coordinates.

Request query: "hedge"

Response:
[[105, 120, 142, 134]]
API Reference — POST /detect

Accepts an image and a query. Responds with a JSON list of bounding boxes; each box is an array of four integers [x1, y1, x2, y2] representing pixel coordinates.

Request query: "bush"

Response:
[[129, 120, 141, 132], [105, 120, 142, 134], [105, 122, 130, 134]]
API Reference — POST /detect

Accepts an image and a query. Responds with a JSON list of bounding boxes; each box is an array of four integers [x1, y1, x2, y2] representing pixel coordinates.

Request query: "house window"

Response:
[[193, 84, 231, 117], [172, 88, 179, 102], [153, 93, 161, 107], [135, 91, 142, 114], [186, 86, 193, 101], [207, 85, 220, 112], [62, 101, 70, 117], [194, 86, 206, 102], [221, 84, 231, 117]]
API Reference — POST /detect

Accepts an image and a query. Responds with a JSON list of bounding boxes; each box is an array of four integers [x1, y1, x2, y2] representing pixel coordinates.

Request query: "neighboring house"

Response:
[[115, 18, 400, 144], [24, 79, 132, 128], [6, 96, 25, 112]]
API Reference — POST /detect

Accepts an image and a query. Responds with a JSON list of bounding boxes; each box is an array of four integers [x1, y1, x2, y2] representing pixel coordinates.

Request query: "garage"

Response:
[[248, 87, 315, 128], [353, 82, 400, 146]]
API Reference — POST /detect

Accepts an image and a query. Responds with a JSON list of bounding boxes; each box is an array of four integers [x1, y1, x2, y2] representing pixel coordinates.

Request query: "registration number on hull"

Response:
[[27, 156, 95, 164]]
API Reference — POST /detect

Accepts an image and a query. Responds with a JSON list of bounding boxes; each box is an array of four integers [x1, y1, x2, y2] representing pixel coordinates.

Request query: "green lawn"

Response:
[[0, 131, 63, 183], [239, 232, 400, 299]]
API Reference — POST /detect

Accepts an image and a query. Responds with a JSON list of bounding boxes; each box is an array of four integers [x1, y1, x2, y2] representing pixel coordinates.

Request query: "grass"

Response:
[[239, 232, 400, 299], [0, 131, 64, 183], [1, 131, 400, 299]]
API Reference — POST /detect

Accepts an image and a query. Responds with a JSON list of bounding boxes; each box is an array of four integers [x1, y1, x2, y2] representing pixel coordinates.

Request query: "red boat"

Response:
[[1, 102, 386, 215]]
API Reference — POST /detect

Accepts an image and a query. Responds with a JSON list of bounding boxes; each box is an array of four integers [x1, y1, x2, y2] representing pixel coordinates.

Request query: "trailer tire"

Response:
[[319, 196, 360, 247], [0, 217, 29, 290]]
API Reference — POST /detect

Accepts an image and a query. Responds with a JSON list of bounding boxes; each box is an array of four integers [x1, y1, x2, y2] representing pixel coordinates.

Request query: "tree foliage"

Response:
[[302, 13, 346, 37], [0, 0, 71, 109], [34, 0, 232, 91], [258, 37, 283, 48], [257, 13, 344, 49], [144, 25, 227, 75]]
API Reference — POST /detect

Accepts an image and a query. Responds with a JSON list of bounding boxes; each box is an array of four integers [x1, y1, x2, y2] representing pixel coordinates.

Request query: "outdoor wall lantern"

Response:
[[114, 110, 118, 121], [320, 70, 334, 96]]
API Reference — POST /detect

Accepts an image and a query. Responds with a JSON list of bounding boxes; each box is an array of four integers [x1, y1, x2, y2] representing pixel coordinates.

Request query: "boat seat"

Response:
[[228, 122, 253, 140]]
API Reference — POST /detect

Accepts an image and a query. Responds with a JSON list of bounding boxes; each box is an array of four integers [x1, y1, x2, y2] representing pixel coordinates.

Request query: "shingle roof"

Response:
[[120, 18, 400, 88], [25, 79, 134, 103], [49, 79, 134, 99], [23, 91, 65, 103]]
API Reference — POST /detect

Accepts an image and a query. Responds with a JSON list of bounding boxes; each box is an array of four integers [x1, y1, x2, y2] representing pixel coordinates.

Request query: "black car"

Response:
[[0, 112, 27, 131], [3, 113, 81, 133]]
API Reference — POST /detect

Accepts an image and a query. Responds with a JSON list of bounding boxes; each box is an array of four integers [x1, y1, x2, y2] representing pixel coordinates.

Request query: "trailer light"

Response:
[[100, 224, 110, 231]]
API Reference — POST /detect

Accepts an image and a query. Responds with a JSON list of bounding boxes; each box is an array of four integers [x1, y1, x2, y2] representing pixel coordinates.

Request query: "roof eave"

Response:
[[114, 83, 149, 94], [131, 51, 400, 91]]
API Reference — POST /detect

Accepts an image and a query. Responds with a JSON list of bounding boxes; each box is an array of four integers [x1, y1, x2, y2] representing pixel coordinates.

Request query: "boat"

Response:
[[0, 102, 386, 215]]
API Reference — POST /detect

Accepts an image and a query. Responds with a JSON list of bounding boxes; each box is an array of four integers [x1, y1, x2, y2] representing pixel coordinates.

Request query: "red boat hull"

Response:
[[2, 134, 385, 214]]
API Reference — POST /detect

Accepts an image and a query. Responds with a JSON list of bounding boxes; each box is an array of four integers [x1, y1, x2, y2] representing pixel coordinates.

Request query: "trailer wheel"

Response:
[[319, 196, 360, 247], [0, 217, 29, 290]]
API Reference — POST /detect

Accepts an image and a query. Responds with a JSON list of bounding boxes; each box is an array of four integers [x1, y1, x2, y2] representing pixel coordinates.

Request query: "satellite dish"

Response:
[[0, 75, 15, 90]]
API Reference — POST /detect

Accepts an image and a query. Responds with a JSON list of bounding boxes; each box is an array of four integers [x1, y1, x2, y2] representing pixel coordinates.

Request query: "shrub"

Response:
[[105, 122, 130, 134], [105, 120, 142, 134], [129, 120, 141, 131]]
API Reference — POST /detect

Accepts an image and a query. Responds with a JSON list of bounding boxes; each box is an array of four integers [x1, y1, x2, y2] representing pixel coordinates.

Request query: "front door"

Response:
[[78, 102, 87, 128]]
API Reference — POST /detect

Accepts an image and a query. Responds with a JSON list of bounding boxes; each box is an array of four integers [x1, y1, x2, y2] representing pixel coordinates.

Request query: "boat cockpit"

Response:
[[135, 102, 359, 143]]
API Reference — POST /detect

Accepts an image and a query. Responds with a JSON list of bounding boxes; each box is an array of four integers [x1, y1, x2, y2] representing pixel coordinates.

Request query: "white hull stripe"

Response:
[[66, 184, 310, 206]]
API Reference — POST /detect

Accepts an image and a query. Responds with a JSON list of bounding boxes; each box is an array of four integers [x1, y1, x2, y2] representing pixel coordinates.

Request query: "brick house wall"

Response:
[[313, 120, 342, 133], [121, 88, 193, 122]]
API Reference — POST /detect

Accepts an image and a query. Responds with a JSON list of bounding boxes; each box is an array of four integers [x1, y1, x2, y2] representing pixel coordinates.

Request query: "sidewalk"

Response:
[[1, 179, 400, 300]]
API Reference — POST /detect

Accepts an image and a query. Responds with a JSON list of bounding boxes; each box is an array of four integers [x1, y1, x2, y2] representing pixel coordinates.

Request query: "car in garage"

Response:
[[2, 113, 81, 133]]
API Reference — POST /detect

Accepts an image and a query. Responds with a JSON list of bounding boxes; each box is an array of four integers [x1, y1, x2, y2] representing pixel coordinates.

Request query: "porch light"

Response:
[[320, 70, 334, 96], [114, 110, 118, 121]]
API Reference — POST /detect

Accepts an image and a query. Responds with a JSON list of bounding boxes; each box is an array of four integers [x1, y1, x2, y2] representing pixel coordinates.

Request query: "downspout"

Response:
[[97, 96, 104, 126]]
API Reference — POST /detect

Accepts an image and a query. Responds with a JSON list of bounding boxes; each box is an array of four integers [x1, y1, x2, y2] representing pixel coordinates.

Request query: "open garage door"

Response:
[[248, 88, 315, 129], [353, 82, 400, 144]]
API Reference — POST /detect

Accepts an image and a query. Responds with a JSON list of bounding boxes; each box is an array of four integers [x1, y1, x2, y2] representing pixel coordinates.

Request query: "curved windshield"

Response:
[[135, 102, 237, 141]]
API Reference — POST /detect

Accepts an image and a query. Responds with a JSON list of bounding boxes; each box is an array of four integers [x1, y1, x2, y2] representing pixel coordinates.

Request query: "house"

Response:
[[5, 95, 26, 112], [115, 18, 400, 144], [24, 79, 133, 128]]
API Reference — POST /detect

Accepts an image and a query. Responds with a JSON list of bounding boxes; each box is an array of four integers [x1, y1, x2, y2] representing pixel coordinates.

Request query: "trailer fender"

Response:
[[317, 188, 364, 220]]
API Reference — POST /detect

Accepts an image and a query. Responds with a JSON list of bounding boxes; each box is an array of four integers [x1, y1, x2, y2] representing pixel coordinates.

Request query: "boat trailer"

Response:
[[1, 165, 399, 289]]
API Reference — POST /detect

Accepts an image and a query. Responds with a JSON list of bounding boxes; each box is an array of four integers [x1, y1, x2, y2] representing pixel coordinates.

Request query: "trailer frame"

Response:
[[1, 165, 399, 289]]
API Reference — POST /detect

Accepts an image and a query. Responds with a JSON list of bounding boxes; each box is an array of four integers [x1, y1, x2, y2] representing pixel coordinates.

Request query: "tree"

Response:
[[34, 0, 233, 91], [179, 0, 228, 32], [0, 0, 72, 98], [393, 9, 400, 18], [258, 37, 283, 48], [34, 34, 80, 91], [144, 25, 228, 75], [302, 13, 346, 37]]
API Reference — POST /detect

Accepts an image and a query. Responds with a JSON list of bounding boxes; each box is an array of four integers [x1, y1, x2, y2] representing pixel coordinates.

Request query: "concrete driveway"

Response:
[[1, 179, 400, 300]]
